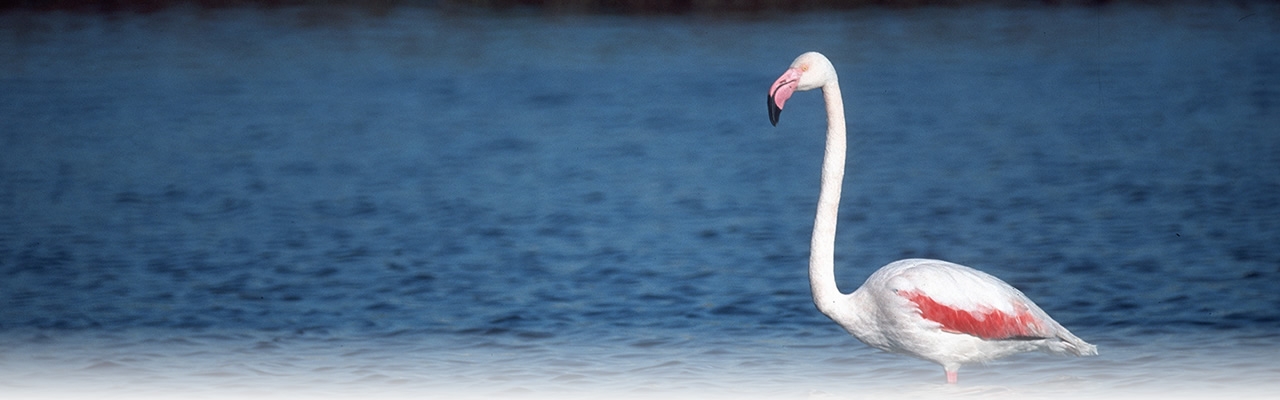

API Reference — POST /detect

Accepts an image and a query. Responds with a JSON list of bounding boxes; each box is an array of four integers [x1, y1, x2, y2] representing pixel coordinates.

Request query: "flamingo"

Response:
[[767, 52, 1097, 384]]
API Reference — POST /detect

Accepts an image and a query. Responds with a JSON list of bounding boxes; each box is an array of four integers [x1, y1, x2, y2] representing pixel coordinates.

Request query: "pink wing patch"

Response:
[[900, 291, 1045, 340]]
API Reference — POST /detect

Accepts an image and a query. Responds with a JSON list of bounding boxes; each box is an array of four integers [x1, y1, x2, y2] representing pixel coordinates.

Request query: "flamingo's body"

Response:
[[768, 52, 1096, 384]]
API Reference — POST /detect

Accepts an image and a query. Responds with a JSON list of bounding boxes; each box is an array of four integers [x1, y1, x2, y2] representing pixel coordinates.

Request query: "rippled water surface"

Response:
[[2, 3, 1279, 399]]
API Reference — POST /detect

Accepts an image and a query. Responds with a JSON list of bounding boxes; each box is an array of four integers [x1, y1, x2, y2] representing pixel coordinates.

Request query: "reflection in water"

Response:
[[1, 2, 1279, 398]]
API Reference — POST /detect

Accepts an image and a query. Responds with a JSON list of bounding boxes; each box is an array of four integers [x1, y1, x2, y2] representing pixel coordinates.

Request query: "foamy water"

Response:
[[2, 2, 1278, 399]]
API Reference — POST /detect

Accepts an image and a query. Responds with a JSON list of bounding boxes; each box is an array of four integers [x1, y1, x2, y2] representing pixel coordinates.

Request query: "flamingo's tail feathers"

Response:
[[1050, 333, 1098, 356]]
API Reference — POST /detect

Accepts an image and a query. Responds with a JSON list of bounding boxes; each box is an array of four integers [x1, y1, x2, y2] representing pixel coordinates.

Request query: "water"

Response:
[[2, 3, 1279, 399]]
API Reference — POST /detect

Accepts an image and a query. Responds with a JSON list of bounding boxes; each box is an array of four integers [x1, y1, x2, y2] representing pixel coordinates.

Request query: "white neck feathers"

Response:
[[809, 81, 848, 316]]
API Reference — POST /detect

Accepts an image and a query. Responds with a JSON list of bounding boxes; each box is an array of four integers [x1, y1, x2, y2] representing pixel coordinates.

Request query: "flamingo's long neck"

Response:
[[810, 81, 847, 317]]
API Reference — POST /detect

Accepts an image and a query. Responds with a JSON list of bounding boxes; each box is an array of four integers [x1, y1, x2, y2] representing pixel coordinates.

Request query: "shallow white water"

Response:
[[1, 328, 1278, 399]]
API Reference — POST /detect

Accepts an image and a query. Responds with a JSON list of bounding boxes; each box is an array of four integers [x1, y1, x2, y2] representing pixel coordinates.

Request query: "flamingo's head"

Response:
[[768, 51, 837, 126]]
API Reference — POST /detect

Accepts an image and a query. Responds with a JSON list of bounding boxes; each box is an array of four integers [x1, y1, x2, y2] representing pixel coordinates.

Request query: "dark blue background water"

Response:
[[1, 3, 1278, 398]]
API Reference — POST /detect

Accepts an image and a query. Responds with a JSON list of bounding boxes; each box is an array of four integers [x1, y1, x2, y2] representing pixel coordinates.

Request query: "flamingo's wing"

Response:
[[884, 260, 1054, 340], [897, 289, 1048, 340]]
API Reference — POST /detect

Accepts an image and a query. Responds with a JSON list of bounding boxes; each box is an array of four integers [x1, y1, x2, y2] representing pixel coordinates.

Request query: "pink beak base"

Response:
[[768, 68, 801, 126]]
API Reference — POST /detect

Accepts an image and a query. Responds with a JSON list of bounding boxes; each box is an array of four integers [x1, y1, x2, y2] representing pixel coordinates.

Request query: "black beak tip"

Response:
[[768, 94, 781, 126]]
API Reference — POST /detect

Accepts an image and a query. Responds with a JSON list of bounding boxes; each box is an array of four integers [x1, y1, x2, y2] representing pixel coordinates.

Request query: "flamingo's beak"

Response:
[[768, 68, 801, 126]]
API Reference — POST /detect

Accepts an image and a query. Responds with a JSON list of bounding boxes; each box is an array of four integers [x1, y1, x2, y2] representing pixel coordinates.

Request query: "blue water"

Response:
[[2, 3, 1279, 399]]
